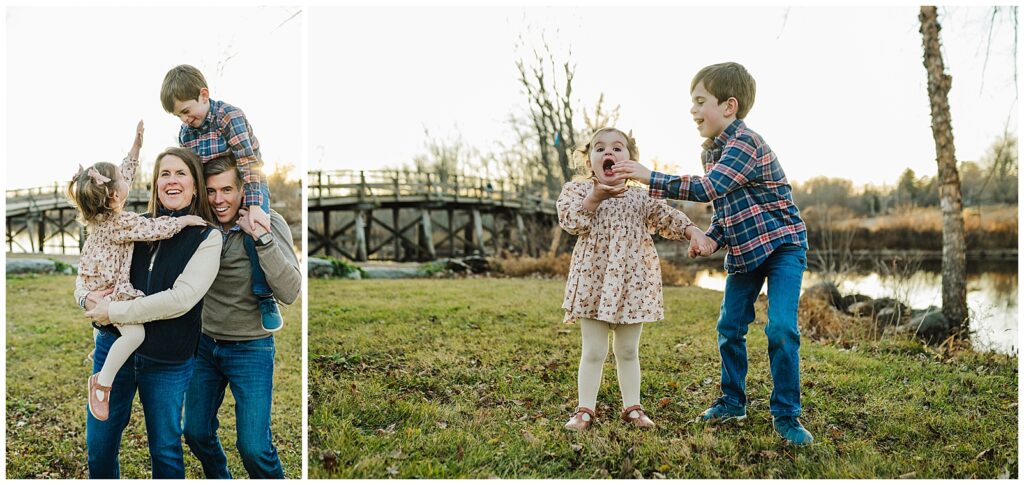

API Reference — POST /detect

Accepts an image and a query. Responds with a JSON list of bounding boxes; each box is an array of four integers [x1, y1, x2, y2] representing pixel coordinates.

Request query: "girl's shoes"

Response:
[[564, 406, 596, 431], [88, 373, 111, 421], [621, 404, 655, 428]]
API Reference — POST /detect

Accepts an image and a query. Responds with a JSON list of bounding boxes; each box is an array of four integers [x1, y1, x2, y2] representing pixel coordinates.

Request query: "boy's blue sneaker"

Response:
[[699, 397, 747, 423], [259, 297, 283, 332], [773, 416, 813, 446]]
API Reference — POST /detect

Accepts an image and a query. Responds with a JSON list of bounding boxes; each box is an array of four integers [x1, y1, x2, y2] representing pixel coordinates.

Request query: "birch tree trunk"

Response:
[[919, 6, 969, 334]]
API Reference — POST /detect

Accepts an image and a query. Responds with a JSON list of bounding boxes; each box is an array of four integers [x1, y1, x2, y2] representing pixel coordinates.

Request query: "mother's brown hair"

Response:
[[147, 147, 218, 223]]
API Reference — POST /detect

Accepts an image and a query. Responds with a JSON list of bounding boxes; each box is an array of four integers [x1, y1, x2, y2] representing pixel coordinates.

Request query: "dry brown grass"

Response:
[[797, 292, 878, 345], [491, 253, 571, 278], [809, 205, 1018, 251], [492, 255, 698, 287]]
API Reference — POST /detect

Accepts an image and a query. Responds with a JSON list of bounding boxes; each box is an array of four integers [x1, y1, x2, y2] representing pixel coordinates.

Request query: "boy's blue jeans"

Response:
[[242, 184, 273, 298], [716, 243, 806, 417], [183, 334, 283, 479], [87, 330, 194, 479]]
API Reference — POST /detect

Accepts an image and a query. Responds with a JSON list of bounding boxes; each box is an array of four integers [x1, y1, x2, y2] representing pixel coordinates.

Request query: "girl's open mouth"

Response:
[[602, 159, 615, 178]]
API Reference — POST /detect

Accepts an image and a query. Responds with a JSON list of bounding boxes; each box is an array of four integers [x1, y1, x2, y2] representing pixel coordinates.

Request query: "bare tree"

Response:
[[919, 6, 969, 333]]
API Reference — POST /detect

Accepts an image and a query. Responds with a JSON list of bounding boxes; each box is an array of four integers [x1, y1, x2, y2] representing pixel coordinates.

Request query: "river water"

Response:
[[691, 264, 1018, 355]]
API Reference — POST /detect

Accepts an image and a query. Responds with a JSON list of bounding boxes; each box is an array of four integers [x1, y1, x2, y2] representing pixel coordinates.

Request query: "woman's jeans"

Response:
[[716, 244, 807, 417], [86, 330, 194, 479], [184, 334, 283, 479]]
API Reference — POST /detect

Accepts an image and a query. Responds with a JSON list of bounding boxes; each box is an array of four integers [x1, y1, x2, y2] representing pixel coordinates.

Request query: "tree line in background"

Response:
[[792, 134, 1018, 217]]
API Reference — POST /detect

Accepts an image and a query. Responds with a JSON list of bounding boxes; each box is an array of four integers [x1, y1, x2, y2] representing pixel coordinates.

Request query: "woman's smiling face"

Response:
[[155, 154, 196, 211]]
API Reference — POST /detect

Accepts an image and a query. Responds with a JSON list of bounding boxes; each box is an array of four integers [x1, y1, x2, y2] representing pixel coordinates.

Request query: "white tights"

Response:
[[576, 318, 644, 411], [96, 324, 145, 388]]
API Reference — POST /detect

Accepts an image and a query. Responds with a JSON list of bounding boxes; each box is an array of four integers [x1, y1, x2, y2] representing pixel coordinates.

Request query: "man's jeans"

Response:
[[184, 334, 283, 479], [87, 330, 194, 479], [242, 184, 273, 297], [716, 244, 807, 417]]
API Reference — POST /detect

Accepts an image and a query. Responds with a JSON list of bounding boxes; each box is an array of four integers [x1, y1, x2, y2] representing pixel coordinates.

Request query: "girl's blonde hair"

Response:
[[572, 127, 640, 180], [66, 162, 120, 225]]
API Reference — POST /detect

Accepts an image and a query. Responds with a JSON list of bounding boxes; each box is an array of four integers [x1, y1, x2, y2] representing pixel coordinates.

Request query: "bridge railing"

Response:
[[7, 180, 151, 204], [308, 170, 555, 208]]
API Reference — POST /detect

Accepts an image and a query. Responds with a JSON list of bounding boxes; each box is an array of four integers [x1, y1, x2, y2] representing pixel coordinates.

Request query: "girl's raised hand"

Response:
[[129, 120, 145, 160]]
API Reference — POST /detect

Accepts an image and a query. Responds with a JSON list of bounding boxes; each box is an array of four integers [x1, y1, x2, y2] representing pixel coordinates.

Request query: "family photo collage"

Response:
[[2, 2, 1019, 480]]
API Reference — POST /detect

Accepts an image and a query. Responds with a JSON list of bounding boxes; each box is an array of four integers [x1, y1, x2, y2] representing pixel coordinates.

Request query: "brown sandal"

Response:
[[621, 404, 655, 428], [564, 406, 596, 431], [88, 373, 112, 421]]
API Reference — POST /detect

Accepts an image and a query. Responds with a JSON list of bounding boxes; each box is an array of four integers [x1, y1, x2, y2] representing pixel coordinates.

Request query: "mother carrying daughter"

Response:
[[67, 121, 206, 421], [556, 127, 715, 430]]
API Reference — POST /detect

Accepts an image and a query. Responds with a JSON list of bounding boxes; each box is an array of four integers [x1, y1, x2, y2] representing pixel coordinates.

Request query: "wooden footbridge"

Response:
[[308, 170, 559, 261], [6, 183, 150, 254]]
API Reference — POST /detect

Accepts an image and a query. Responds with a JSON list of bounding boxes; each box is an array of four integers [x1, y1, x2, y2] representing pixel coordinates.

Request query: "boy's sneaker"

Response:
[[259, 297, 284, 332], [699, 397, 747, 423], [773, 416, 813, 446]]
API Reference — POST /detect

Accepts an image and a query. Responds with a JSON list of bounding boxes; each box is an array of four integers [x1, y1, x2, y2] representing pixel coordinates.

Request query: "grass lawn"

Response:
[[309, 278, 1018, 479], [5, 274, 302, 479]]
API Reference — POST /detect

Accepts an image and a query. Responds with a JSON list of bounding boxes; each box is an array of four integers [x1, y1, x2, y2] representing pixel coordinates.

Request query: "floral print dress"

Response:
[[77, 158, 190, 308], [557, 180, 695, 324]]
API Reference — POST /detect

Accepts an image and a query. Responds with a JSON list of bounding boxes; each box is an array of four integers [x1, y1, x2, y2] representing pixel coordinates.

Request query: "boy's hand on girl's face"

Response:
[[611, 160, 652, 185]]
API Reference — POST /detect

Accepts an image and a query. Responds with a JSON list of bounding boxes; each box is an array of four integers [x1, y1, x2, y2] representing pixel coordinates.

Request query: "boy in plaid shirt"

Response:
[[160, 65, 283, 332], [613, 62, 812, 445]]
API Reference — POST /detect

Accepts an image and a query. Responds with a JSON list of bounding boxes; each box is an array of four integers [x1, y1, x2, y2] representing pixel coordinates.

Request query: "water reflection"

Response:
[[692, 268, 1018, 355]]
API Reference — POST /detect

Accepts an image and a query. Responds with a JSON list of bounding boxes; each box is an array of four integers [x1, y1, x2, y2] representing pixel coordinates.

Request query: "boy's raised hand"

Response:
[[612, 160, 652, 185], [129, 120, 145, 160]]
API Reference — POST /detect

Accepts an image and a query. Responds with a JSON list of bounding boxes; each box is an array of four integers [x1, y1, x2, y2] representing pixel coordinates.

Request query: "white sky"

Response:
[[5, 6, 303, 189], [309, 5, 1018, 188]]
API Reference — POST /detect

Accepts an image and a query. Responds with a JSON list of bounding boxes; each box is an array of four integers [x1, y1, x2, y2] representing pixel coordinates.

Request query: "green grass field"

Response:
[[5, 274, 302, 479], [309, 278, 1017, 479]]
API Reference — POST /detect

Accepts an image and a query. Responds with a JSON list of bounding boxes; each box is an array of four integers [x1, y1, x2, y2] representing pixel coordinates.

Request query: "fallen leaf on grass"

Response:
[[899, 472, 916, 479], [653, 472, 667, 479], [571, 444, 583, 453], [376, 423, 396, 436], [657, 397, 672, 408], [387, 465, 400, 476], [436, 421, 448, 429], [522, 429, 540, 445], [389, 449, 407, 460], [321, 451, 338, 472], [975, 449, 993, 461]]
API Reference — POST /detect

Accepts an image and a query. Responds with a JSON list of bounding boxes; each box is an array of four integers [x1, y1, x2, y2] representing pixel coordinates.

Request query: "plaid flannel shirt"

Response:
[[179, 99, 267, 207], [649, 119, 807, 274]]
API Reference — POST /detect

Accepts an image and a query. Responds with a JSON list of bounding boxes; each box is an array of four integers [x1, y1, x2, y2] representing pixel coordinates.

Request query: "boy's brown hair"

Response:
[[66, 162, 120, 225], [691, 62, 756, 119], [573, 127, 640, 179], [203, 155, 242, 189], [148, 147, 218, 223], [160, 64, 208, 113]]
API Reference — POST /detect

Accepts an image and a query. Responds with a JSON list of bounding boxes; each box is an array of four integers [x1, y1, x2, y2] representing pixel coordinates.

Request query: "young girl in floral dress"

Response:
[[557, 127, 715, 430], [68, 121, 206, 421]]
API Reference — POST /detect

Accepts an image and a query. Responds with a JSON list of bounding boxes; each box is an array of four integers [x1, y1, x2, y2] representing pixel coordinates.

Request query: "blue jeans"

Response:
[[183, 334, 283, 479], [242, 184, 273, 298], [86, 330, 194, 479], [716, 244, 806, 417]]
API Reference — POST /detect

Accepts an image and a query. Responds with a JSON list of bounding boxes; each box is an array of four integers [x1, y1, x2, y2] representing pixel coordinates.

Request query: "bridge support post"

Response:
[[420, 210, 436, 260], [355, 210, 368, 262], [323, 210, 331, 257], [516, 213, 527, 255], [472, 209, 484, 255]]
